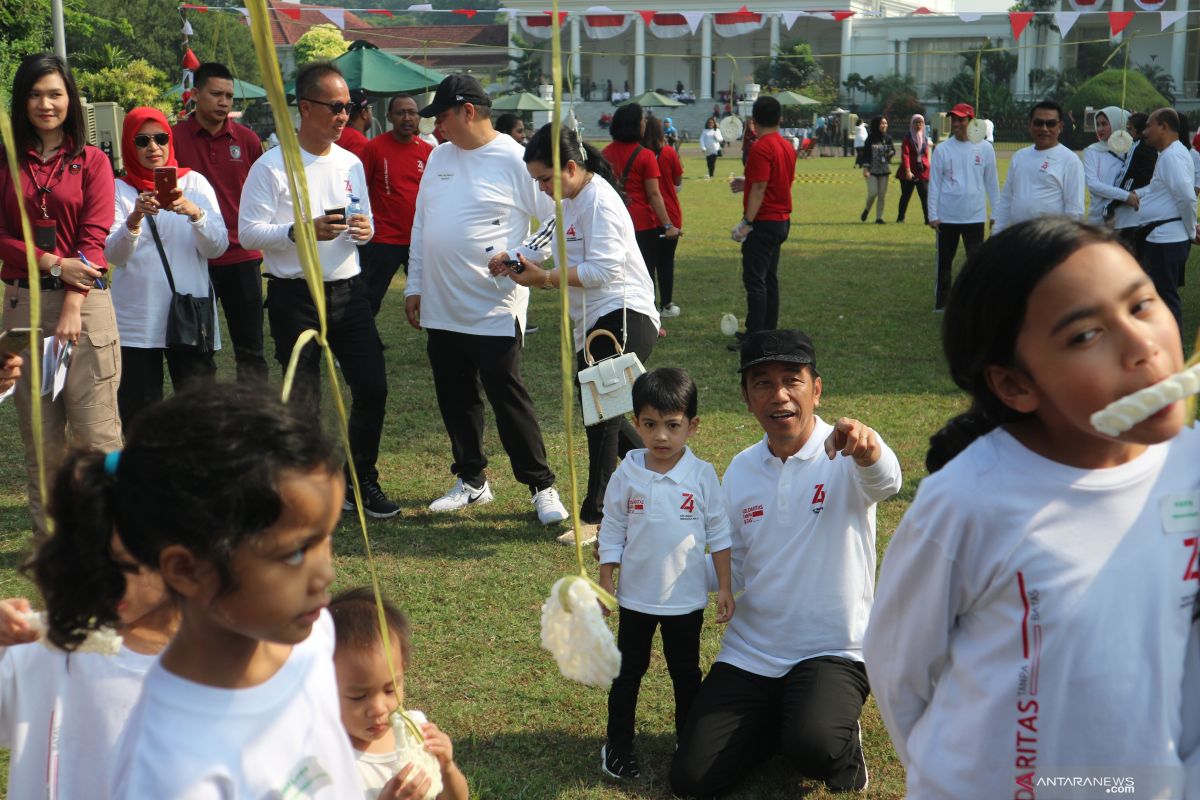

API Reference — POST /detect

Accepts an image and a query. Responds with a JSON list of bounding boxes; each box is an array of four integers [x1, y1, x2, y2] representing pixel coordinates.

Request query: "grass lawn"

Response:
[[1, 147, 1198, 799]]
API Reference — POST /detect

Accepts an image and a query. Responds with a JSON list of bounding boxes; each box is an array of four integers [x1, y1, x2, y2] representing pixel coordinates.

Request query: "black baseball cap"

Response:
[[737, 329, 817, 373], [419, 75, 491, 118]]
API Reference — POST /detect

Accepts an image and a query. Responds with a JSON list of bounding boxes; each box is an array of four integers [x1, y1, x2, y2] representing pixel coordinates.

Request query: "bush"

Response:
[[1065, 70, 1169, 119]]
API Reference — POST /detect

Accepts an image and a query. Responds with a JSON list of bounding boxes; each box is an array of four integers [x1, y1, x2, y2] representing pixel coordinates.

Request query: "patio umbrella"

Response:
[[333, 40, 446, 95], [773, 90, 819, 106], [491, 92, 553, 111], [170, 79, 266, 100], [621, 91, 683, 108]]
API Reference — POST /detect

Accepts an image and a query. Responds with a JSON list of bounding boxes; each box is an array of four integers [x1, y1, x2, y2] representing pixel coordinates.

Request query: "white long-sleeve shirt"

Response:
[[405, 134, 552, 337], [1083, 144, 1130, 226], [717, 418, 901, 677], [238, 144, 372, 281], [598, 447, 732, 615], [866, 428, 1200, 800], [514, 176, 658, 351], [993, 143, 1085, 233], [105, 172, 227, 349], [926, 137, 1000, 225], [1137, 140, 1197, 244], [699, 128, 724, 156]]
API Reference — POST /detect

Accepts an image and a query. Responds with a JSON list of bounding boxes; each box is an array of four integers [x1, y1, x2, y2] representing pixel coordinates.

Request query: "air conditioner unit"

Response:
[[1083, 105, 1096, 133], [82, 101, 124, 173]]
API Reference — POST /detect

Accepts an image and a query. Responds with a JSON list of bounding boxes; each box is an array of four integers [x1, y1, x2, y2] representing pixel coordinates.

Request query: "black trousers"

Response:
[[426, 323, 555, 491], [359, 241, 410, 316], [118, 345, 215, 428], [208, 259, 268, 385], [634, 227, 679, 309], [607, 607, 704, 750], [741, 219, 789, 334], [897, 178, 928, 223], [266, 276, 387, 484], [1141, 239, 1191, 335], [575, 308, 657, 523], [670, 657, 870, 798], [934, 222, 985, 310], [705, 154, 718, 178]]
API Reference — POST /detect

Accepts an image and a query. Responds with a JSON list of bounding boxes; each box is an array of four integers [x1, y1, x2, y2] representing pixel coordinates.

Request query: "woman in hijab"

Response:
[[1083, 105, 1131, 227], [896, 113, 931, 224]]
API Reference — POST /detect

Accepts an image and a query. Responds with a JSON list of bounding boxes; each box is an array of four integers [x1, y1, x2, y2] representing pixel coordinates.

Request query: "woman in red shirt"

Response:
[[896, 113, 931, 224], [0, 53, 122, 534], [640, 115, 684, 321]]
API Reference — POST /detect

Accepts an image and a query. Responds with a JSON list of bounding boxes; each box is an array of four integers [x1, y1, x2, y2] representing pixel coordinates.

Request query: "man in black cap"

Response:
[[404, 74, 569, 526], [670, 329, 901, 797]]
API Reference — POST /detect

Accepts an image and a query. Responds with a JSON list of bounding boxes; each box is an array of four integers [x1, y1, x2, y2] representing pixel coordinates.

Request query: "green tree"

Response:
[[498, 36, 543, 93], [1136, 61, 1176, 104], [928, 44, 1020, 116], [293, 24, 349, 68], [1065, 69, 1169, 119], [76, 58, 170, 111], [0, 0, 128, 98], [753, 40, 820, 91]]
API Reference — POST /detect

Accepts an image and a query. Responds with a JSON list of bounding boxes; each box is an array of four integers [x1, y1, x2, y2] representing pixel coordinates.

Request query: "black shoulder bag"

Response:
[[616, 145, 645, 204], [147, 216, 216, 354]]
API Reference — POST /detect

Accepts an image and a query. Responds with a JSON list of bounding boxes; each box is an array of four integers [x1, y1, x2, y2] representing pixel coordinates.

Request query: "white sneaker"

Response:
[[428, 479, 493, 513], [532, 486, 569, 525], [661, 303, 682, 318], [556, 524, 598, 546]]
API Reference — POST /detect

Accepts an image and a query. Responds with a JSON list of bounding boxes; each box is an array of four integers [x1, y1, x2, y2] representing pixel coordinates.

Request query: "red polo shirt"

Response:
[[656, 145, 683, 229], [0, 143, 114, 294], [602, 140, 661, 231], [337, 126, 370, 161], [360, 133, 433, 245], [744, 131, 796, 221], [171, 115, 263, 266]]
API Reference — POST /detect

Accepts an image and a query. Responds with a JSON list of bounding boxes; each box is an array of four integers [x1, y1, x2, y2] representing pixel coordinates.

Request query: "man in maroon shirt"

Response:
[[359, 93, 432, 315], [172, 62, 268, 385], [729, 95, 796, 349]]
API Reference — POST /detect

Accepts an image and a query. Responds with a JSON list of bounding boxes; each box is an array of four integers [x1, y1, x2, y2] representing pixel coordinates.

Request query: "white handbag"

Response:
[[578, 328, 645, 427]]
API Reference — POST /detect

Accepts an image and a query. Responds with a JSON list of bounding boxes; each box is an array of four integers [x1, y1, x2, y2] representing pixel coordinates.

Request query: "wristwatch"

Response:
[[287, 224, 296, 243], [542, 270, 555, 290], [49, 257, 62, 278]]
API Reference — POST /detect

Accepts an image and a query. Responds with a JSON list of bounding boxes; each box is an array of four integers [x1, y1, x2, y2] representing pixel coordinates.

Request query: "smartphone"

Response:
[[323, 206, 346, 223], [154, 167, 177, 208], [502, 259, 525, 274], [0, 327, 36, 356]]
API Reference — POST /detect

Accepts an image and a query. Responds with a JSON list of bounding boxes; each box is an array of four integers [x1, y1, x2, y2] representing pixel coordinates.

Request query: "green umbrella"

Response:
[[333, 40, 446, 95], [773, 90, 819, 106], [169, 79, 266, 100], [491, 92, 553, 111], [621, 91, 683, 108]]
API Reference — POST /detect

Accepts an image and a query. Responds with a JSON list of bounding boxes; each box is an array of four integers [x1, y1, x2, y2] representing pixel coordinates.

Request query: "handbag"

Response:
[[147, 216, 216, 353], [577, 328, 645, 427]]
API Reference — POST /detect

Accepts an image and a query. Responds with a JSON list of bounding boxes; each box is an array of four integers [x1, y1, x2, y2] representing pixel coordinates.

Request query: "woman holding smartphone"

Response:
[[105, 107, 227, 426], [0, 53, 121, 535], [488, 124, 659, 544]]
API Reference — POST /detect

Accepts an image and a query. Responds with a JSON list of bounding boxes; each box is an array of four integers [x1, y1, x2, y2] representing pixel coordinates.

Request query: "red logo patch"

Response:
[[681, 493, 695, 513], [627, 498, 644, 514], [742, 505, 764, 524]]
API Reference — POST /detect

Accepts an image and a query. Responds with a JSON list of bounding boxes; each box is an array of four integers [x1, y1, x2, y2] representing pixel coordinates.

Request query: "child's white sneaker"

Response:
[[428, 478, 493, 512], [661, 302, 682, 318], [531, 486, 569, 525], [556, 523, 598, 546]]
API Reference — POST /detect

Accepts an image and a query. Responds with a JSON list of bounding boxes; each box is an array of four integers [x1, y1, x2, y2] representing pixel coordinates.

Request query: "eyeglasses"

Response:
[[390, 109, 420, 117], [1031, 118, 1060, 129], [134, 133, 170, 149], [301, 97, 353, 115]]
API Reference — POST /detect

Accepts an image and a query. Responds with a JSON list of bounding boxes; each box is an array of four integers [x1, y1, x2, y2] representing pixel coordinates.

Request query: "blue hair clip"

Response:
[[104, 450, 121, 476]]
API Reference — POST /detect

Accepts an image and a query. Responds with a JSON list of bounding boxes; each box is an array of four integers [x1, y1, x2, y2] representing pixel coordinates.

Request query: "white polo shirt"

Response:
[[718, 417, 902, 678], [1137, 140, 1197, 244], [993, 143, 1085, 233], [598, 447, 733, 615], [927, 137, 1000, 225]]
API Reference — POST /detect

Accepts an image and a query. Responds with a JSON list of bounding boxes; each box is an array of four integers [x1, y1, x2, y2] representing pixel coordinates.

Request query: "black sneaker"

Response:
[[827, 723, 868, 793], [344, 481, 400, 519], [601, 743, 640, 779]]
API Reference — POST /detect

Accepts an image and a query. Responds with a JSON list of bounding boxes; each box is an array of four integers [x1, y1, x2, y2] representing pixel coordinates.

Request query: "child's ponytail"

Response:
[[928, 217, 1118, 471], [27, 450, 126, 650]]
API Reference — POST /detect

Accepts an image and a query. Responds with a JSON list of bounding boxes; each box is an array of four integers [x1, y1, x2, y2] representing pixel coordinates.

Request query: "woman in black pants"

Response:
[[489, 124, 660, 543]]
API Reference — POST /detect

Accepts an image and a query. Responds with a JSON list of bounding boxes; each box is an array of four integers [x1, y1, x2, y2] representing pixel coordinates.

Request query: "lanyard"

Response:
[[25, 152, 67, 219]]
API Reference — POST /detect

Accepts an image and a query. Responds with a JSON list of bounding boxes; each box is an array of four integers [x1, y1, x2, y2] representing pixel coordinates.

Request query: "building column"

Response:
[[897, 38, 909, 77], [1170, 0, 1187, 98], [634, 15, 646, 95], [769, 13, 780, 57], [700, 14, 713, 100], [1015, 36, 1029, 100], [839, 18, 853, 88], [570, 15, 582, 97], [1111, 0, 1124, 44], [507, 14, 521, 80]]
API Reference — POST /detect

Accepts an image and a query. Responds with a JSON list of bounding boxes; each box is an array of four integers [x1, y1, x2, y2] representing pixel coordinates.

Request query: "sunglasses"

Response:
[[134, 133, 170, 149], [1030, 118, 1060, 129], [302, 97, 353, 115]]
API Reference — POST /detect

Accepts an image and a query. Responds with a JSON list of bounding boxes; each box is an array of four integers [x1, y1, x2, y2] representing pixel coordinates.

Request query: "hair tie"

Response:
[[104, 450, 121, 476]]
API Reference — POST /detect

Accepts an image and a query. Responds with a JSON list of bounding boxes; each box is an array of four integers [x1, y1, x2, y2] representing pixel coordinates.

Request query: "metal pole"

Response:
[[51, 0, 68, 60]]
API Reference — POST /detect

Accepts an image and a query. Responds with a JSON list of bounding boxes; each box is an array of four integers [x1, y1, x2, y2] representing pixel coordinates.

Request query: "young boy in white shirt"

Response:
[[597, 368, 735, 781]]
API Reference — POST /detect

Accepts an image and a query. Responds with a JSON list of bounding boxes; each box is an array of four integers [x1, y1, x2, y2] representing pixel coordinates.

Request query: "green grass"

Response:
[[1, 149, 1198, 799]]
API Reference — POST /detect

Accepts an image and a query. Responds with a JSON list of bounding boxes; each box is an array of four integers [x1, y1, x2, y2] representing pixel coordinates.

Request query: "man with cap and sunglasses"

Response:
[[927, 102, 1000, 311], [404, 74, 569, 526], [670, 329, 901, 798], [337, 88, 372, 160], [993, 99, 1085, 235]]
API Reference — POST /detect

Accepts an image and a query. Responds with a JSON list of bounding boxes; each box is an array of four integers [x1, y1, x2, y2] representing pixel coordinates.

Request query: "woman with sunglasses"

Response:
[[105, 108, 227, 426], [0, 53, 121, 535]]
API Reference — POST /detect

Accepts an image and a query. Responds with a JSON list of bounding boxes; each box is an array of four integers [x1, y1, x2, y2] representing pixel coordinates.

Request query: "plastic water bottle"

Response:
[[344, 194, 361, 242]]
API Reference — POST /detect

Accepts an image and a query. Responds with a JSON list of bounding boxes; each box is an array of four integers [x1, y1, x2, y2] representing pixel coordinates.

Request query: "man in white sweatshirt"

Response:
[[993, 100, 1085, 234], [1132, 107, 1198, 334], [927, 102, 1000, 311], [669, 330, 902, 798], [404, 75, 568, 525]]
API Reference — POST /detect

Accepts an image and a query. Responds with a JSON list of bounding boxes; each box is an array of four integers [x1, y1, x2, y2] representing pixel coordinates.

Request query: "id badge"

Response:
[[33, 218, 56, 252]]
